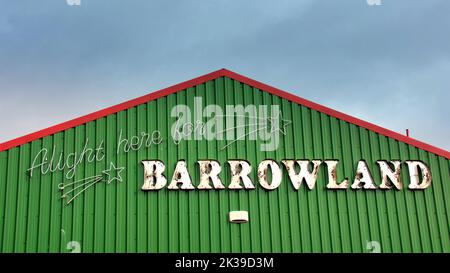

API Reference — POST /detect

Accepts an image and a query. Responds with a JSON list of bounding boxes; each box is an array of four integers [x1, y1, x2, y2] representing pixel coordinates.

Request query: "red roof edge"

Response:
[[1, 68, 449, 159], [0, 69, 225, 152]]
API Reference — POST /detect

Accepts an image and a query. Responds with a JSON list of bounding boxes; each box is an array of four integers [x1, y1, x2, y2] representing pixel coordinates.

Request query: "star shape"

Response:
[[267, 111, 292, 135], [102, 162, 125, 184]]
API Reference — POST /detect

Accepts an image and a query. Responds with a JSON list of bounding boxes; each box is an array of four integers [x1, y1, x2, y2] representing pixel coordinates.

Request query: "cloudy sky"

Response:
[[0, 0, 449, 150]]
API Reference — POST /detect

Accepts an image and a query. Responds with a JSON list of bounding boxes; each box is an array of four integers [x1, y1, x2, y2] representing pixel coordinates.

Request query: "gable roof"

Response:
[[0, 68, 449, 159]]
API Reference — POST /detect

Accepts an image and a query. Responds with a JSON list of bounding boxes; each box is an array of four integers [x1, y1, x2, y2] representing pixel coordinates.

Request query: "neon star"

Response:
[[267, 112, 292, 135], [102, 162, 125, 184]]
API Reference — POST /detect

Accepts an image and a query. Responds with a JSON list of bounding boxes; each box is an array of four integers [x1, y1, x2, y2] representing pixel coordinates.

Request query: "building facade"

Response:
[[0, 69, 449, 253]]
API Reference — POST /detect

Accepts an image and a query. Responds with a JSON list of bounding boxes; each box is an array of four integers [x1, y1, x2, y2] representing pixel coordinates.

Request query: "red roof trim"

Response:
[[224, 70, 450, 159], [1, 68, 449, 159], [0, 69, 224, 152]]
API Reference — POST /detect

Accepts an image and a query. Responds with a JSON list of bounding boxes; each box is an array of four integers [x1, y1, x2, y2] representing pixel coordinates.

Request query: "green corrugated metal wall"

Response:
[[0, 76, 449, 253]]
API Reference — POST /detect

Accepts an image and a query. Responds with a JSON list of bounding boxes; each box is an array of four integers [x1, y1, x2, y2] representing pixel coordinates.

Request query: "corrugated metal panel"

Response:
[[0, 76, 449, 253]]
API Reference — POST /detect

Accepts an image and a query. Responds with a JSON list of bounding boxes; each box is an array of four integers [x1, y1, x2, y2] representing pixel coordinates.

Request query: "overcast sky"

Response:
[[0, 0, 449, 151]]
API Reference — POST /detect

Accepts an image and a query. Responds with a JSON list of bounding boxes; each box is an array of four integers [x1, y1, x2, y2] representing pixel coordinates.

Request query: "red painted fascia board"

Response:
[[0, 69, 224, 152], [222, 69, 450, 159], [1, 68, 449, 159]]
